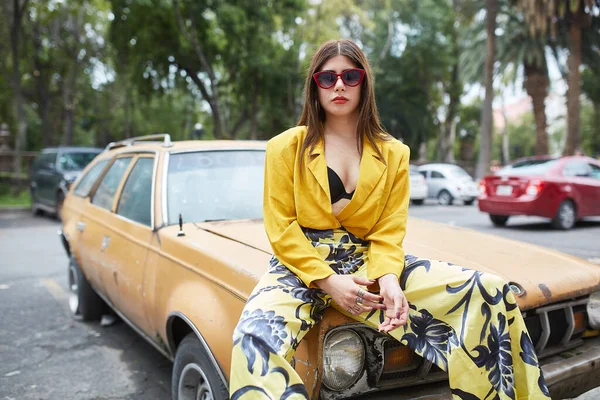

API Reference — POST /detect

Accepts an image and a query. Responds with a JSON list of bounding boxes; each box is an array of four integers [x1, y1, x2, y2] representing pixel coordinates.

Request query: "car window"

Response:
[[563, 161, 592, 177], [497, 159, 559, 176], [59, 152, 100, 171], [37, 153, 57, 169], [91, 157, 133, 210], [73, 159, 109, 197], [448, 167, 470, 178], [167, 150, 265, 224], [589, 164, 600, 180], [116, 158, 154, 226], [431, 171, 445, 179], [419, 171, 427, 178]]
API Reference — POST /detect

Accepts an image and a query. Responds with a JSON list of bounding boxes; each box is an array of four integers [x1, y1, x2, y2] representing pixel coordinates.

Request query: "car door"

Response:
[[419, 169, 431, 197], [588, 162, 600, 215], [79, 156, 134, 305], [105, 154, 156, 333], [37, 152, 58, 206], [429, 170, 446, 198], [562, 160, 595, 216]]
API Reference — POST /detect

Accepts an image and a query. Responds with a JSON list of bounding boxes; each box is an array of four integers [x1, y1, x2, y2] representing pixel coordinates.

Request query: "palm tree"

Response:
[[462, 2, 551, 156], [515, 0, 600, 155], [496, 11, 550, 155], [477, 0, 499, 179]]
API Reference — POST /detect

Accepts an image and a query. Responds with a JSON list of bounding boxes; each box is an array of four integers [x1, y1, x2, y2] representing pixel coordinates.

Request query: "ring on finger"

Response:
[[356, 296, 364, 304], [357, 289, 365, 298]]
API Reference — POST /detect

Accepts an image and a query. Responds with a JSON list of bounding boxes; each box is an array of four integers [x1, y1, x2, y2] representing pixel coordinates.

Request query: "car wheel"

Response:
[[464, 199, 475, 206], [172, 333, 228, 400], [55, 191, 65, 221], [438, 190, 453, 206], [489, 214, 509, 227], [411, 199, 424, 205], [552, 200, 576, 230], [68, 255, 104, 321]]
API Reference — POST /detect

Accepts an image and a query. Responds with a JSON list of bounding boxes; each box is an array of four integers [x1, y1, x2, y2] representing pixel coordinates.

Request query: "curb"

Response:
[[0, 206, 31, 215]]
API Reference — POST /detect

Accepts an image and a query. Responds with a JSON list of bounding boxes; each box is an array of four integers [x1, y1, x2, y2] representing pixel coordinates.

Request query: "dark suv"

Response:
[[30, 147, 102, 219]]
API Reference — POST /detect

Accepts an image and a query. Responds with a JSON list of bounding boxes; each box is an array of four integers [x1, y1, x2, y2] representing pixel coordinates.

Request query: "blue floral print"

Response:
[[233, 309, 288, 376]]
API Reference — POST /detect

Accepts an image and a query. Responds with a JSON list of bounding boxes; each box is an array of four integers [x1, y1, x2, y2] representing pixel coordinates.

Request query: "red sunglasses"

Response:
[[313, 68, 365, 89]]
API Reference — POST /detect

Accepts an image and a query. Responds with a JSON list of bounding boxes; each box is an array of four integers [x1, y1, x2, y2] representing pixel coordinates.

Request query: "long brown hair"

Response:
[[297, 39, 390, 168]]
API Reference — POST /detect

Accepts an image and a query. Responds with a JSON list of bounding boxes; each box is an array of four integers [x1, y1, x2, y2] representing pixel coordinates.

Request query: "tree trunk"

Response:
[[441, 63, 459, 163], [10, 0, 28, 180], [476, 0, 497, 180], [33, 20, 53, 148], [249, 78, 260, 140], [524, 63, 549, 155], [62, 65, 76, 145], [501, 100, 510, 165], [564, 20, 582, 155]]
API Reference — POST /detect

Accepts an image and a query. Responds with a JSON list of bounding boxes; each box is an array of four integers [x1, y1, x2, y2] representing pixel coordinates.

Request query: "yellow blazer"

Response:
[[263, 125, 411, 288]]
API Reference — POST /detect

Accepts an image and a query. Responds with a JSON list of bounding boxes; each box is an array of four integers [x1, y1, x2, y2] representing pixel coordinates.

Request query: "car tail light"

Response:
[[478, 179, 487, 196], [525, 180, 545, 196]]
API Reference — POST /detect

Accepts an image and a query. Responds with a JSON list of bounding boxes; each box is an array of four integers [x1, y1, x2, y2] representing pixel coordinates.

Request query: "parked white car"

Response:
[[409, 165, 427, 205], [418, 163, 478, 205]]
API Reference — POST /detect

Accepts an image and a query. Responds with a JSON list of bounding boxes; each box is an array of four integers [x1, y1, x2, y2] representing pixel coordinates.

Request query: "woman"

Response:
[[230, 39, 549, 400]]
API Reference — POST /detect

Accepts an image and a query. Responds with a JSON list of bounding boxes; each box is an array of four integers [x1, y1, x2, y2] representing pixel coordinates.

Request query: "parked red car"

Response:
[[478, 156, 600, 229]]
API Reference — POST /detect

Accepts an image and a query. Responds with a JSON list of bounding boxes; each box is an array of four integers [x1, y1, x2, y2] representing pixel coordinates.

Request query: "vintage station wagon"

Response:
[[59, 134, 600, 399]]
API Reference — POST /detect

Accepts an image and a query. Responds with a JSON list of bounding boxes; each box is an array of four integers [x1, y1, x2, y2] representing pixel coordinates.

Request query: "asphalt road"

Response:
[[1, 207, 598, 400]]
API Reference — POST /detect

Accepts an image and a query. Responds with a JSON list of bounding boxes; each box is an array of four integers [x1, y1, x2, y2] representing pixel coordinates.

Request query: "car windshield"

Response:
[[448, 166, 471, 178], [498, 159, 559, 176], [59, 152, 100, 171], [167, 150, 265, 224]]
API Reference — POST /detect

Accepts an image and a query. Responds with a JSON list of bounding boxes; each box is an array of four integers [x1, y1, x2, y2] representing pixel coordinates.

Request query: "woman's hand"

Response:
[[314, 275, 386, 315], [377, 274, 409, 333]]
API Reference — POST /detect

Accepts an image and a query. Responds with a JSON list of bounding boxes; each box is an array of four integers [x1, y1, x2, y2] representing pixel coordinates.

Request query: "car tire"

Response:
[[55, 191, 65, 221], [172, 333, 228, 400], [68, 255, 104, 321], [411, 199, 425, 205], [464, 199, 475, 206], [552, 200, 576, 230], [489, 214, 509, 227], [438, 190, 453, 206]]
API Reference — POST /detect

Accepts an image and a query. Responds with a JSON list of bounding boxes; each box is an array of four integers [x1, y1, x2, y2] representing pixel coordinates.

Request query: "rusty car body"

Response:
[[59, 134, 600, 399]]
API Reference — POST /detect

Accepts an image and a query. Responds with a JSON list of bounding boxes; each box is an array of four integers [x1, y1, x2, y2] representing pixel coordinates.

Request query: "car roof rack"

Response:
[[105, 133, 173, 151]]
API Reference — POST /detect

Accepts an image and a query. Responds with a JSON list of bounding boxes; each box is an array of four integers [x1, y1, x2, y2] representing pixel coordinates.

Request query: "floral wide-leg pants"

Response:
[[230, 228, 550, 400]]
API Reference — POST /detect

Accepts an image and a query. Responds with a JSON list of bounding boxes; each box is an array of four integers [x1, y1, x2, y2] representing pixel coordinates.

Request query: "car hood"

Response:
[[195, 218, 600, 310]]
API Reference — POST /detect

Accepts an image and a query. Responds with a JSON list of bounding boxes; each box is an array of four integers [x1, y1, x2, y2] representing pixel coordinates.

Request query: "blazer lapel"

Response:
[[306, 139, 331, 201], [336, 137, 387, 221]]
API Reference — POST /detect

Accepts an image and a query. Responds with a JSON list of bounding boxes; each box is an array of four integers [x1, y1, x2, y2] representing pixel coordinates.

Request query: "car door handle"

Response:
[[77, 221, 86, 232], [101, 236, 110, 252]]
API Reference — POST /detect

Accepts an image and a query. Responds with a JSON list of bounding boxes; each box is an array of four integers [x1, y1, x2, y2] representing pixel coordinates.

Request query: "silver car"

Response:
[[418, 163, 478, 205]]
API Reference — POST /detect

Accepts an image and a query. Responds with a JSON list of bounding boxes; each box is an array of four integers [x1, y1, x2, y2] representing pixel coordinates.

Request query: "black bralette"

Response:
[[327, 167, 355, 204]]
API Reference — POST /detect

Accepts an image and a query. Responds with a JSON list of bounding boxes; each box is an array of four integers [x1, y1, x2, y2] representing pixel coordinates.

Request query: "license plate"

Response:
[[496, 185, 513, 196]]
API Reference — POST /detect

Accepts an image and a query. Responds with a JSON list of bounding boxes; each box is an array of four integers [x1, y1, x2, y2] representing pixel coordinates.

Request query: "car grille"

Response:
[[523, 297, 588, 358]]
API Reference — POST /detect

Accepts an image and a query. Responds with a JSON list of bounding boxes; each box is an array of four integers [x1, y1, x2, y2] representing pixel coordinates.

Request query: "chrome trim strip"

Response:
[[151, 153, 158, 230], [562, 306, 575, 346], [168, 148, 266, 155], [162, 152, 170, 226], [536, 311, 551, 353], [167, 311, 228, 389], [536, 298, 588, 313], [94, 289, 173, 361]]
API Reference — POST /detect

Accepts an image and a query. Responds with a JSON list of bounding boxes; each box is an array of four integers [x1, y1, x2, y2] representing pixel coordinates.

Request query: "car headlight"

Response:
[[587, 291, 600, 330], [322, 329, 365, 391]]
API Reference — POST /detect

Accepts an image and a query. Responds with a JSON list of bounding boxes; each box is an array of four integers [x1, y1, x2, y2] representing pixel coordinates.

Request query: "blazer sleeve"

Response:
[[364, 144, 411, 280], [263, 140, 335, 288]]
